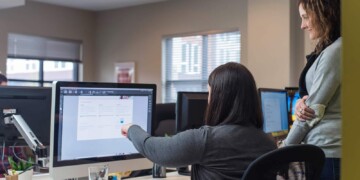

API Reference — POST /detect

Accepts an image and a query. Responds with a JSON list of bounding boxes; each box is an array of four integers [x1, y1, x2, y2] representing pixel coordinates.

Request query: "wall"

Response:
[[0, 0, 306, 103], [247, 0, 294, 88], [342, 0, 360, 179], [0, 1, 96, 81], [290, 0, 305, 87], [95, 0, 248, 103], [96, 0, 304, 102]]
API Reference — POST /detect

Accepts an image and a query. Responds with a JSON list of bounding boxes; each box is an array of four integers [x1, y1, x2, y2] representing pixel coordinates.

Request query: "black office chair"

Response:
[[152, 103, 176, 137], [241, 144, 325, 180]]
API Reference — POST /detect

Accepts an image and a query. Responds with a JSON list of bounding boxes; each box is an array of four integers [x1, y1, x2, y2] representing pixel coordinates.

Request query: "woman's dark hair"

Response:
[[204, 62, 263, 129], [0, 73, 7, 83], [298, 0, 341, 54]]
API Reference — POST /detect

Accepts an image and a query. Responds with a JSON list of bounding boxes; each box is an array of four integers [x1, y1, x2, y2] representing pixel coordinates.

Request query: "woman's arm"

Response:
[[126, 125, 207, 167], [284, 40, 341, 145]]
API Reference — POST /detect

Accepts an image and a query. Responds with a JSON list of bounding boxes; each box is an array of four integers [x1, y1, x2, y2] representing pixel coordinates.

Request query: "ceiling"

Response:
[[29, 0, 168, 11], [0, 0, 25, 9]]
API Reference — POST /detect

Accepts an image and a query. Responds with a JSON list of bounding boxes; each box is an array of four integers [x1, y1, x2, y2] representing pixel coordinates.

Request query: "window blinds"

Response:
[[163, 31, 241, 102], [8, 33, 82, 62]]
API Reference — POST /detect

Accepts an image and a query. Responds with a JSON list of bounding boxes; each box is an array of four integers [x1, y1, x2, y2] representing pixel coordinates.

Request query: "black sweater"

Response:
[[128, 124, 276, 180]]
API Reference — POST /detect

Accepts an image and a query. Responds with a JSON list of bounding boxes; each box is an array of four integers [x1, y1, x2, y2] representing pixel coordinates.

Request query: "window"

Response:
[[6, 33, 82, 87], [163, 30, 241, 102]]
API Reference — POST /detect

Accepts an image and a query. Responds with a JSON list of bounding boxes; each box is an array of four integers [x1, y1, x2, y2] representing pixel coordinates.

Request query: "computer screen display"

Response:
[[285, 87, 300, 124], [176, 92, 208, 133], [0, 86, 51, 145], [258, 88, 289, 136], [50, 81, 155, 179]]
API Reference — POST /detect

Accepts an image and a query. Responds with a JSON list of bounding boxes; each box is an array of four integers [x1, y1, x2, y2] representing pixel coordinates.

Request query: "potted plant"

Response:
[[5, 156, 34, 180]]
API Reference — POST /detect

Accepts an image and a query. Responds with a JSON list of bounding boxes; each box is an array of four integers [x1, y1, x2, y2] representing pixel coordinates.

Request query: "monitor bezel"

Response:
[[258, 88, 289, 136], [175, 91, 208, 133], [51, 81, 156, 168]]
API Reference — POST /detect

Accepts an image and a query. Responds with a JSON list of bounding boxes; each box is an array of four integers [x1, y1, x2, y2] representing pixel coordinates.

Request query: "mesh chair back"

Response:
[[241, 144, 325, 180]]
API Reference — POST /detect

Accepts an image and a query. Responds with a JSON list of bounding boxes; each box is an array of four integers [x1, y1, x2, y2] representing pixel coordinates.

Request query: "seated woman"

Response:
[[121, 62, 276, 179], [0, 73, 8, 86]]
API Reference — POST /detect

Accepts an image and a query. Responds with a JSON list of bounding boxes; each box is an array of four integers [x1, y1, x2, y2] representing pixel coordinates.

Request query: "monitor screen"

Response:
[[0, 86, 51, 145], [50, 81, 156, 179], [285, 87, 300, 125], [176, 92, 208, 133], [258, 88, 289, 136]]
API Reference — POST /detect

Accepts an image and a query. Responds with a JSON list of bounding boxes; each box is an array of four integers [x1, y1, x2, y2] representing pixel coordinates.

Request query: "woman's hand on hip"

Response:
[[295, 95, 315, 121]]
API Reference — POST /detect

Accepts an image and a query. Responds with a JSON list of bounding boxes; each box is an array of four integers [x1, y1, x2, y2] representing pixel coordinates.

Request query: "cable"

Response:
[[1, 139, 7, 175], [10, 142, 36, 166]]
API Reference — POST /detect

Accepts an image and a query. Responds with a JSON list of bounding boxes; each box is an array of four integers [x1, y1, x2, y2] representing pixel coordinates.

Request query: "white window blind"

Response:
[[163, 31, 241, 102], [8, 33, 82, 62]]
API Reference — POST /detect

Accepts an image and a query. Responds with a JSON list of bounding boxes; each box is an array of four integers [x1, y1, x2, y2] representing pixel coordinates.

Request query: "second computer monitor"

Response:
[[258, 88, 289, 137], [285, 87, 300, 125], [176, 91, 208, 133], [0, 86, 51, 145]]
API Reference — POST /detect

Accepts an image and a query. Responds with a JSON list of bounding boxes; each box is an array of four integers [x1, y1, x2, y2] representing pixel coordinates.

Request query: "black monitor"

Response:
[[176, 92, 208, 133], [285, 87, 300, 127], [0, 86, 52, 145], [258, 88, 289, 138], [175, 91, 208, 176], [50, 81, 156, 179]]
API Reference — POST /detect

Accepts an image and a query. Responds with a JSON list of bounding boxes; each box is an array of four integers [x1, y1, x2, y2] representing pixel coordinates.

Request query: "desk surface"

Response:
[[0, 172, 189, 180], [127, 172, 190, 180]]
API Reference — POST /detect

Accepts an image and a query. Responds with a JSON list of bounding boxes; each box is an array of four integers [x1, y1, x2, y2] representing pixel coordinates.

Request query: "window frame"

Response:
[[7, 56, 80, 87], [162, 29, 241, 103]]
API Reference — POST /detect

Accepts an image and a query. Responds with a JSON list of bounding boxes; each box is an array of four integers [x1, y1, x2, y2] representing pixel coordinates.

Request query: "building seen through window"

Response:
[[163, 31, 241, 102], [6, 58, 78, 87]]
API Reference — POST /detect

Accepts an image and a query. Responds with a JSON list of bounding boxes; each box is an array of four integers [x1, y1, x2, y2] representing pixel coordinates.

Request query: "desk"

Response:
[[0, 171, 189, 180], [31, 172, 189, 180], [128, 172, 190, 180], [0, 172, 51, 180], [0, 172, 189, 180]]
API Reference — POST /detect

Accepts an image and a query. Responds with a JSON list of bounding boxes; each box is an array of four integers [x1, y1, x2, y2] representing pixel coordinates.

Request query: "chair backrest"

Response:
[[152, 103, 176, 136], [241, 144, 325, 180]]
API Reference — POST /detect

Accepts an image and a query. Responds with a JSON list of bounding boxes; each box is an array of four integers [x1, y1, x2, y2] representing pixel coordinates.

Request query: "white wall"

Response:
[[247, 0, 292, 88], [95, 0, 249, 102], [0, 1, 96, 81], [0, 0, 307, 103], [96, 0, 306, 102]]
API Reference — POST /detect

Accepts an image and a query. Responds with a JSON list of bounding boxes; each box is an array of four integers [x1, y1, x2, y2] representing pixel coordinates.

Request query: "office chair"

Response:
[[241, 144, 325, 180], [152, 103, 176, 137]]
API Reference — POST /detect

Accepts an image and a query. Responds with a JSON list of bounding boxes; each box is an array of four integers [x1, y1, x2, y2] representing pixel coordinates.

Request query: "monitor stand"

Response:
[[177, 166, 190, 176]]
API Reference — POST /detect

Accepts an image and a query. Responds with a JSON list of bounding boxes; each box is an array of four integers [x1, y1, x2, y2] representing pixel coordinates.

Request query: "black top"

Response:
[[299, 52, 319, 98], [128, 124, 276, 179]]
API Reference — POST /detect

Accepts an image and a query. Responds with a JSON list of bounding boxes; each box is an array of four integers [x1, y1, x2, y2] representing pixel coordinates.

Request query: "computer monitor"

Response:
[[258, 88, 289, 138], [175, 91, 208, 175], [50, 81, 156, 179], [0, 86, 52, 145], [285, 87, 300, 126], [176, 92, 208, 133]]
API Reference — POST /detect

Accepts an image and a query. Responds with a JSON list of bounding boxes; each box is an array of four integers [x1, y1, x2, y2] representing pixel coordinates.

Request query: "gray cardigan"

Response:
[[128, 124, 276, 179], [285, 37, 342, 158]]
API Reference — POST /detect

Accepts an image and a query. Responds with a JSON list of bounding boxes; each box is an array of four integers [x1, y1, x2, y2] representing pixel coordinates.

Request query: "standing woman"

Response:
[[121, 62, 276, 179], [284, 0, 341, 179]]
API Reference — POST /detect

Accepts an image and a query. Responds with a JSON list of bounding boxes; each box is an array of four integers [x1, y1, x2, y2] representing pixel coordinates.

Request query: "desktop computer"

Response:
[[49, 81, 156, 179], [0, 86, 51, 176], [285, 87, 300, 128], [258, 88, 289, 141], [175, 91, 208, 176]]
